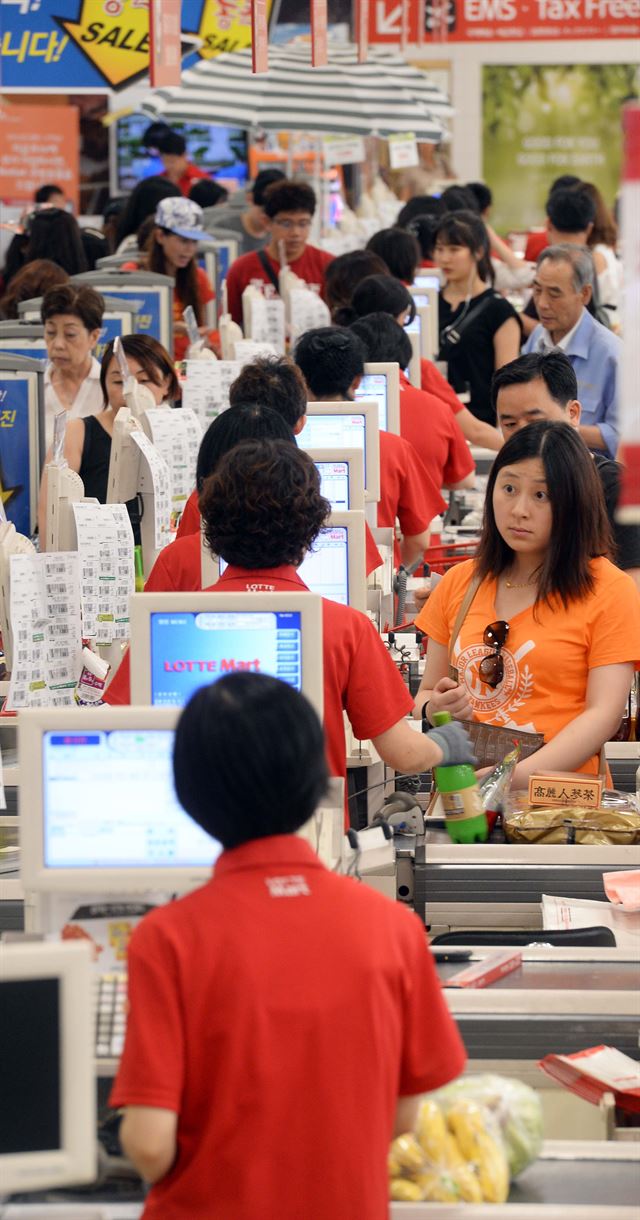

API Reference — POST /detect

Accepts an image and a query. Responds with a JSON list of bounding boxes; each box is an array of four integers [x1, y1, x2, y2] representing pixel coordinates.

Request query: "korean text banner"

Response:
[[0, 0, 268, 92], [368, 0, 640, 43]]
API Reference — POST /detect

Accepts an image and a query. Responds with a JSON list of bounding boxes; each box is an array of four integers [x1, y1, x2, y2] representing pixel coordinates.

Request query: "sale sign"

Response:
[[0, 103, 79, 209], [369, 0, 640, 42]]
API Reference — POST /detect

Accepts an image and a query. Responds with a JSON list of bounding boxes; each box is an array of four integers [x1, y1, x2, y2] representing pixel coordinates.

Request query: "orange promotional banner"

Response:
[[0, 103, 79, 210]]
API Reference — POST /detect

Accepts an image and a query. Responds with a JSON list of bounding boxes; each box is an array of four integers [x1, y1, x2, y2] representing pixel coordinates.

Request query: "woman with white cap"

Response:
[[122, 196, 216, 361]]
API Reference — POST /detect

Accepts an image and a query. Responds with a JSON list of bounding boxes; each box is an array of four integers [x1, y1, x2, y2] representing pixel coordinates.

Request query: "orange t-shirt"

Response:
[[416, 557, 640, 775], [120, 261, 215, 361]]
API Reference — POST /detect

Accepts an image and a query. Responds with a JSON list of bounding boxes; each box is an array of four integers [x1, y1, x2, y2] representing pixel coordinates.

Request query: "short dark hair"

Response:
[[189, 179, 228, 208], [228, 356, 307, 428], [439, 184, 480, 213], [397, 195, 444, 228], [263, 180, 316, 219], [402, 213, 440, 261], [341, 274, 414, 327], [173, 673, 329, 849], [491, 351, 578, 413], [100, 333, 179, 404], [115, 176, 181, 244], [349, 313, 412, 369], [34, 184, 64, 203], [252, 169, 286, 207], [141, 121, 173, 150], [366, 227, 420, 283], [549, 174, 582, 196], [435, 210, 494, 285], [41, 283, 104, 331], [294, 327, 366, 398], [466, 181, 492, 213], [546, 188, 596, 234], [324, 249, 389, 315], [157, 129, 187, 156], [476, 421, 612, 608], [195, 402, 293, 493], [200, 439, 330, 569]]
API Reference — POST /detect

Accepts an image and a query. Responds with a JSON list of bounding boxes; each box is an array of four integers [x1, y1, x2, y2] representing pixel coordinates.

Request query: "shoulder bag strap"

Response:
[[448, 571, 482, 681], [257, 249, 281, 295]]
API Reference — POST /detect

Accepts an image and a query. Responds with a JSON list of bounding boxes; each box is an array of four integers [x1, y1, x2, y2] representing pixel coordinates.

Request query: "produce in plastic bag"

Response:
[[389, 1094, 508, 1204], [446, 1099, 509, 1203], [434, 1073, 543, 1178]]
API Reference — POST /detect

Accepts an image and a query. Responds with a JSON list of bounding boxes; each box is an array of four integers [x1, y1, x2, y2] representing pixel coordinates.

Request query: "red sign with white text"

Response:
[[149, 0, 182, 87], [369, 0, 639, 42]]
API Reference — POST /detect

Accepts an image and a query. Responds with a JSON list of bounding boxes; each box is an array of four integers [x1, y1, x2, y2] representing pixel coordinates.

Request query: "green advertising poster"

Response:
[[482, 64, 639, 233]]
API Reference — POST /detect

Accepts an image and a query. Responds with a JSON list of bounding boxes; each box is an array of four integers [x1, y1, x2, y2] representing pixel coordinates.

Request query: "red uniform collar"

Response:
[[214, 834, 323, 878], [214, 564, 309, 591]]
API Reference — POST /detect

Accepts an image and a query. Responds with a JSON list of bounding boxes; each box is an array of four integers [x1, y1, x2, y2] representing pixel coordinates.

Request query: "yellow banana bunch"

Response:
[[447, 1099, 509, 1203], [388, 1133, 424, 1176], [390, 1178, 423, 1201], [416, 1099, 449, 1164], [414, 1169, 461, 1202]]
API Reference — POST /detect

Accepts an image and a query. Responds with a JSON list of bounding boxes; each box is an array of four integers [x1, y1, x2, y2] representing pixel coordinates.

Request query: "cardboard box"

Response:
[[444, 950, 522, 989], [528, 772, 603, 808]]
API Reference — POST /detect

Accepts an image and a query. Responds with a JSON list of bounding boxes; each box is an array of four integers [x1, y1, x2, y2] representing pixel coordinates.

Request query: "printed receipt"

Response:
[[288, 288, 331, 342], [143, 407, 202, 526], [72, 501, 135, 645], [131, 430, 172, 551], [181, 360, 243, 426], [6, 551, 82, 710], [245, 294, 285, 354]]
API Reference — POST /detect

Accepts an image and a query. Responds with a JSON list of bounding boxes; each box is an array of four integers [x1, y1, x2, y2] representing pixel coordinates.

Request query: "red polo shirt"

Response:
[[174, 489, 383, 575], [110, 835, 466, 1220], [378, 431, 445, 567], [104, 565, 413, 804], [420, 358, 464, 415], [399, 371, 474, 492], [226, 244, 334, 326], [162, 162, 210, 198]]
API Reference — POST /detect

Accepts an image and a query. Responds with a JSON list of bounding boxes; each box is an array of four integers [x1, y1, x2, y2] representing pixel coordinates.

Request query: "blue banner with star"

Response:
[[0, 374, 36, 538]]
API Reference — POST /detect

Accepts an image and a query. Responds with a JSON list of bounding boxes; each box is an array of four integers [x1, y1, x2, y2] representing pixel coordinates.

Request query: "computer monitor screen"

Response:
[[0, 940, 95, 1191], [129, 592, 324, 717], [220, 525, 353, 607], [150, 609, 303, 706], [307, 448, 364, 512], [413, 273, 441, 291], [298, 401, 380, 502], [354, 363, 400, 434], [114, 114, 248, 193], [42, 728, 220, 871], [315, 461, 350, 509]]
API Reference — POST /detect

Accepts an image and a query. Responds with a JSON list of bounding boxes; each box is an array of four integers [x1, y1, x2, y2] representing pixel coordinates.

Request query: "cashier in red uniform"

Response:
[[112, 672, 466, 1220], [104, 440, 475, 816], [175, 354, 383, 575]]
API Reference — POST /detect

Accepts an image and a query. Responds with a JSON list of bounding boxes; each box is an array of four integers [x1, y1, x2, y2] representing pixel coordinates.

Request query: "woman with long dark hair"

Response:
[[413, 421, 640, 786], [435, 209, 521, 426]]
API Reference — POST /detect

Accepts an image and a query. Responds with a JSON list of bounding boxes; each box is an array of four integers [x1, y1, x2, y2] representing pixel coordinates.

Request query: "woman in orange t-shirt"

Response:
[[122, 196, 216, 362], [413, 421, 640, 785]]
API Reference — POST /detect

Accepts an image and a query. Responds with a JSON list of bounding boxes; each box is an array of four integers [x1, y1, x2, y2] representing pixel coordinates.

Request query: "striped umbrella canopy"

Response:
[[142, 43, 451, 142]]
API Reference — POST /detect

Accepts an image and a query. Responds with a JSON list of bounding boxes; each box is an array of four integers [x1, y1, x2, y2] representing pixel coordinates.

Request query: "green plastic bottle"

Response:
[[134, 545, 145, 593], [432, 711, 488, 844]]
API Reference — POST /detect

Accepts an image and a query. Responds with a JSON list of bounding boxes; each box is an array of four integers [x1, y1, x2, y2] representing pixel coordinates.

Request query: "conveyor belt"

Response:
[[437, 959, 640, 990], [455, 1012, 640, 1061]]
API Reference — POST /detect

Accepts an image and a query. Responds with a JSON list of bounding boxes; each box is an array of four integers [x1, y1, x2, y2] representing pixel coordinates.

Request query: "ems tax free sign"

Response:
[[369, 0, 640, 41]]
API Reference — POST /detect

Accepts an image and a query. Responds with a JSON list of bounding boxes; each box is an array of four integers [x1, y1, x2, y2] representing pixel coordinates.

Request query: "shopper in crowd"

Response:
[[37, 334, 178, 541], [521, 188, 603, 336], [523, 244, 621, 458], [102, 197, 127, 253], [349, 312, 476, 502], [365, 227, 420, 285], [0, 258, 68, 321], [199, 168, 286, 254], [466, 182, 492, 219], [122, 197, 216, 362], [156, 128, 211, 196], [413, 421, 640, 787], [397, 194, 444, 230], [2, 208, 88, 288], [492, 352, 640, 590], [115, 176, 181, 252], [294, 326, 443, 569], [114, 670, 466, 1220], [336, 273, 502, 450], [225, 180, 333, 325], [175, 355, 309, 539], [188, 178, 228, 210], [524, 174, 582, 263], [323, 248, 388, 318], [439, 184, 480, 214], [39, 283, 105, 451], [580, 181, 623, 327], [33, 183, 66, 208], [434, 209, 521, 426]]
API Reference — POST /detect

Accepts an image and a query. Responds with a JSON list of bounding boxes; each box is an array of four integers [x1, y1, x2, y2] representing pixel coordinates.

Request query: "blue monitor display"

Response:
[[116, 115, 248, 194], [150, 609, 302, 706]]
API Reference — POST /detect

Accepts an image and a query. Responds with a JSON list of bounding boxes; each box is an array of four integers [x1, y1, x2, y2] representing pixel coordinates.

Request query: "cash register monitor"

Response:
[[297, 401, 380, 502], [354, 363, 400, 434], [0, 939, 96, 1191], [306, 448, 365, 511], [218, 512, 367, 612], [129, 591, 324, 718], [19, 705, 222, 893], [410, 285, 439, 361]]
